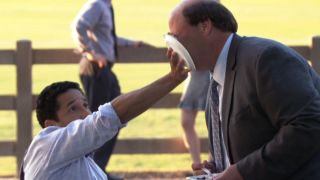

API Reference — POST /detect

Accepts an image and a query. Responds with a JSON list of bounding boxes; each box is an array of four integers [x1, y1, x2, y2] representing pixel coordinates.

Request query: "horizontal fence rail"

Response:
[[0, 36, 319, 175], [0, 45, 318, 65], [0, 138, 210, 156], [0, 93, 182, 111], [0, 50, 14, 64]]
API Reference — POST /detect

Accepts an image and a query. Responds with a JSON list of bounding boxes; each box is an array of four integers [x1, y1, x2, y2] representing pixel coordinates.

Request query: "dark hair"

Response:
[[36, 81, 83, 128], [182, 1, 238, 33]]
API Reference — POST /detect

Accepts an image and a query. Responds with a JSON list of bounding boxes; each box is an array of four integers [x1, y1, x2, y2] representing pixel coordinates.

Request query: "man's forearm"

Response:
[[111, 73, 183, 123]]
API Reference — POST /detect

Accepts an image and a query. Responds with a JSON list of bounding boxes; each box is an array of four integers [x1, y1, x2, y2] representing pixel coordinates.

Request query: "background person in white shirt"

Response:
[[22, 50, 188, 180], [71, 1, 150, 178]]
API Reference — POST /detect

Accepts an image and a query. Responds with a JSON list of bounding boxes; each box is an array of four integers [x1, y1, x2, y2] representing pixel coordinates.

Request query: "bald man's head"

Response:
[[170, 0, 237, 33]]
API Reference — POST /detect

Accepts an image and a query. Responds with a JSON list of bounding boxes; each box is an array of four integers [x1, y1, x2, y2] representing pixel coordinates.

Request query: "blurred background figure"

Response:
[[71, 0, 149, 179], [179, 71, 210, 165]]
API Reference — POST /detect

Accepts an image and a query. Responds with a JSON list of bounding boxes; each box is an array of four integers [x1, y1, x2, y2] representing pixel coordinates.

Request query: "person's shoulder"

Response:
[[25, 127, 61, 158], [88, 0, 107, 8], [237, 36, 287, 56], [41, 126, 60, 133], [242, 36, 286, 49], [34, 126, 61, 141], [82, 0, 104, 11]]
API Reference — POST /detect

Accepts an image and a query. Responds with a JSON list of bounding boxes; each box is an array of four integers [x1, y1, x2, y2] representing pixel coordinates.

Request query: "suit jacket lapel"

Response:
[[221, 34, 243, 163]]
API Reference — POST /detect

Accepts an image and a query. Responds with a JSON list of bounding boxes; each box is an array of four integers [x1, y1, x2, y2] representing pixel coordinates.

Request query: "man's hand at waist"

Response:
[[84, 51, 108, 68], [192, 161, 244, 180]]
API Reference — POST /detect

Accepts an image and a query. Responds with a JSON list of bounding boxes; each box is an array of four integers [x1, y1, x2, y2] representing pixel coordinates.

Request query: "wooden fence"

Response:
[[0, 36, 320, 174]]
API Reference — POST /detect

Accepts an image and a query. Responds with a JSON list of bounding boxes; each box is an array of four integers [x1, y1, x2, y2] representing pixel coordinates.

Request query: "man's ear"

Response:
[[198, 20, 213, 36], [44, 119, 59, 128]]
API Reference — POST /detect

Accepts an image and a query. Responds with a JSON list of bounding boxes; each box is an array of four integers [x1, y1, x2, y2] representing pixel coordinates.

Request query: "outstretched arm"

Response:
[[111, 50, 188, 123]]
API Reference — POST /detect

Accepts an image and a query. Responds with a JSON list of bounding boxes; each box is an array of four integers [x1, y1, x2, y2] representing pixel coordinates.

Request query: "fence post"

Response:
[[311, 36, 320, 74], [15, 40, 33, 175]]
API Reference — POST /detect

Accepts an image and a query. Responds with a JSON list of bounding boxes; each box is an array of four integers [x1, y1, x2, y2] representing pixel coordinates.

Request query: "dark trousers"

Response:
[[79, 58, 121, 173]]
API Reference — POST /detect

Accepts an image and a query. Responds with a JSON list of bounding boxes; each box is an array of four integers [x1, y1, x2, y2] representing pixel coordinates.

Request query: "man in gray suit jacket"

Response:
[[169, 0, 320, 179]]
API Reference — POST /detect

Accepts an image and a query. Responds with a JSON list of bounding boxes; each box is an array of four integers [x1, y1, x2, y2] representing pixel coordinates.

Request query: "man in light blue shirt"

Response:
[[22, 51, 188, 180]]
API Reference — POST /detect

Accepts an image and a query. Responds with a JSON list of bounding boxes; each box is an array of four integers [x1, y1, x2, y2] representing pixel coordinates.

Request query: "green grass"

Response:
[[1, 0, 320, 49], [0, 0, 180, 49], [1, 0, 320, 176], [0, 154, 211, 177], [0, 157, 16, 177]]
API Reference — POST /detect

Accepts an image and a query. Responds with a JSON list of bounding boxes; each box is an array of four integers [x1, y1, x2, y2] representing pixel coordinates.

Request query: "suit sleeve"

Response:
[[236, 46, 320, 180]]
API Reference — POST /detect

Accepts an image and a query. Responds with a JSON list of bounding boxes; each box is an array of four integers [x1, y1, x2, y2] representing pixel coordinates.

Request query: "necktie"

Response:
[[110, 5, 118, 58], [208, 79, 225, 172]]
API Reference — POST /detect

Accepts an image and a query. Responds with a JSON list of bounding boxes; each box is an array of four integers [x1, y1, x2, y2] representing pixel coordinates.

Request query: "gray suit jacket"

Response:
[[206, 34, 320, 180]]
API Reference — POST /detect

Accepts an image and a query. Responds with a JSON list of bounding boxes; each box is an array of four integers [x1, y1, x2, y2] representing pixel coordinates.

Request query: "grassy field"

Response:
[[0, 0, 319, 49], [1, 0, 320, 176]]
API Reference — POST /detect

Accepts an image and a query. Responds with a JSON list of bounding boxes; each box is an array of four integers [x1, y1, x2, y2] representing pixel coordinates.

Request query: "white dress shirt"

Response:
[[211, 33, 234, 168], [23, 103, 124, 180]]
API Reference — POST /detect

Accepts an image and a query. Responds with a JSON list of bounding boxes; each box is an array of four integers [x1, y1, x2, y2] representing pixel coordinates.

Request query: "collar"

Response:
[[212, 33, 234, 86]]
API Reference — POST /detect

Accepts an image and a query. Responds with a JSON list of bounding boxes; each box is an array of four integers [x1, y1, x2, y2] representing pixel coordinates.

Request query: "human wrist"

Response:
[[167, 73, 184, 87]]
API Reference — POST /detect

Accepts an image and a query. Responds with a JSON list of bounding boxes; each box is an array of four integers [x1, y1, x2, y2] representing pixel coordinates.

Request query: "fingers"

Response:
[[172, 53, 179, 70], [90, 53, 107, 68], [168, 51, 179, 69], [192, 160, 215, 173], [192, 162, 203, 171], [203, 160, 215, 173], [138, 41, 154, 47], [134, 41, 154, 48], [167, 48, 190, 71], [192, 162, 204, 175], [166, 48, 173, 58], [97, 60, 107, 68], [177, 57, 189, 73], [167, 49, 182, 71], [166, 48, 189, 82]]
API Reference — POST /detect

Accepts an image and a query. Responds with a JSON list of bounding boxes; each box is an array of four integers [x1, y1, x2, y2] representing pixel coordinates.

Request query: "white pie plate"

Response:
[[164, 34, 196, 71]]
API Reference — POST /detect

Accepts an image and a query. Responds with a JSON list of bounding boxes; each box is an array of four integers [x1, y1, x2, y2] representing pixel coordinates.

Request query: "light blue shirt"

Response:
[[23, 103, 124, 180], [211, 33, 234, 168], [71, 0, 136, 62]]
